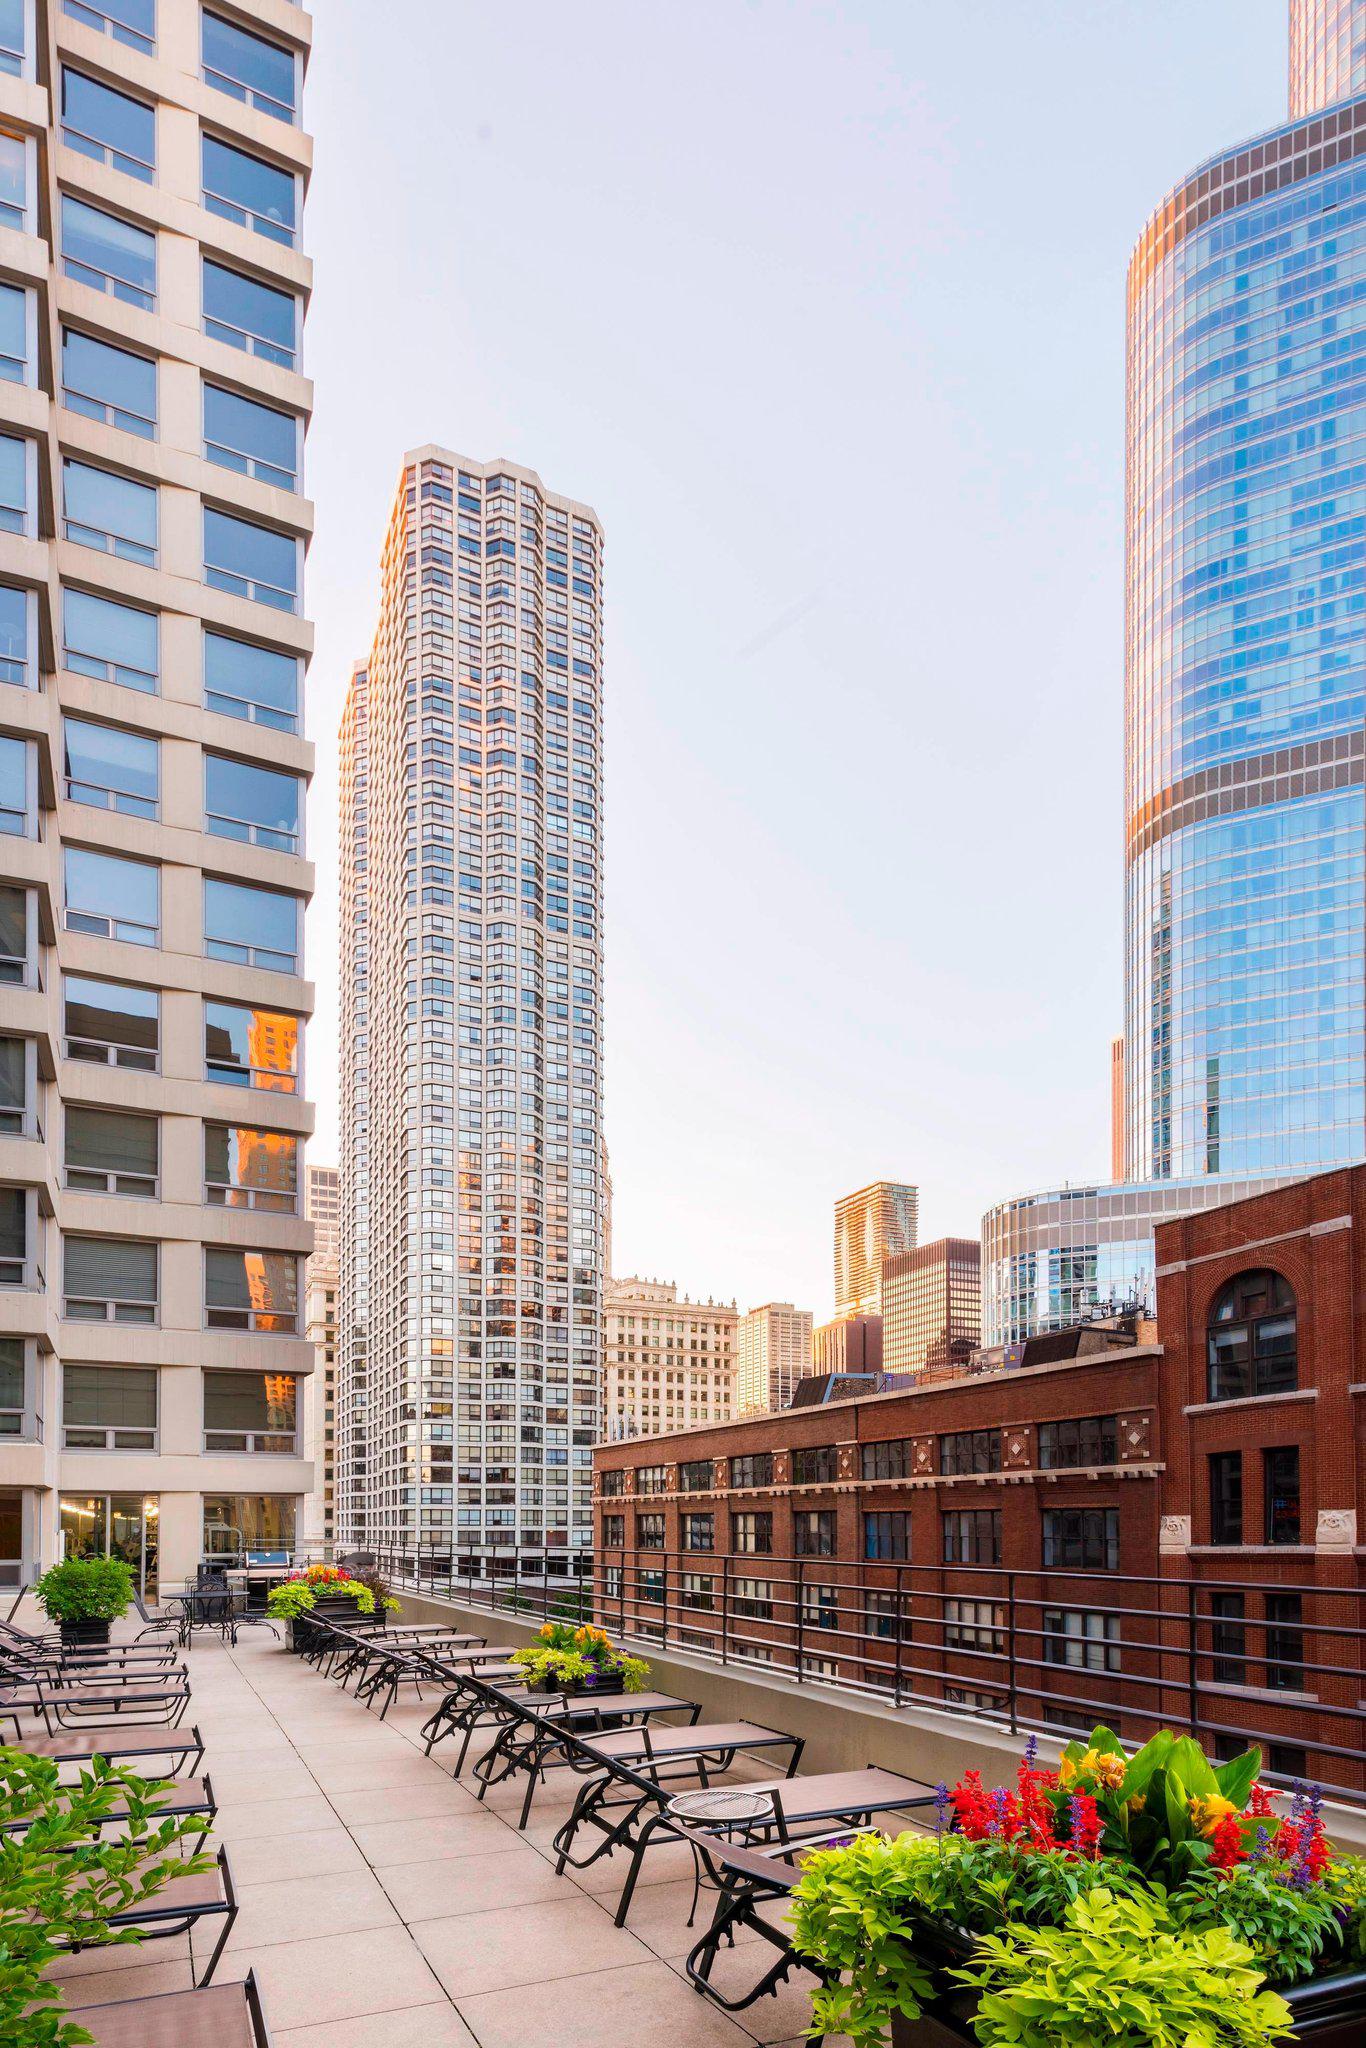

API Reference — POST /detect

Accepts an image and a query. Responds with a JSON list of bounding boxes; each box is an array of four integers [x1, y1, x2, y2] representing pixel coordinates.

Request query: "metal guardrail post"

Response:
[[1187, 1580, 1199, 1738], [721, 1554, 730, 1667], [795, 1558, 805, 1683], [1007, 1570, 1018, 1736], [894, 1564, 905, 1707]]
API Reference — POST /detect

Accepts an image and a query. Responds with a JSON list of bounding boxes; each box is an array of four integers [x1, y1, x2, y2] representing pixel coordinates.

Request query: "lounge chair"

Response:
[[58, 1843, 239, 1987], [71, 1970, 270, 2048]]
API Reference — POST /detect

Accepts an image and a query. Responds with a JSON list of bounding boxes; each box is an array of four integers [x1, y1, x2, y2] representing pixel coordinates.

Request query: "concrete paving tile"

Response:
[[226, 1868, 399, 1948], [209, 1793, 340, 1841], [413, 1894, 650, 1997], [661, 1947, 829, 2043], [348, 1813, 512, 1866], [379, 1843, 572, 1922], [228, 1825, 368, 1883], [329, 1780, 477, 1825], [201, 1757, 320, 1804], [453, 1957, 754, 2047], [278, 2005, 478, 2048], [237, 1925, 443, 2031], [307, 1751, 451, 1794], [617, 1876, 765, 1954]]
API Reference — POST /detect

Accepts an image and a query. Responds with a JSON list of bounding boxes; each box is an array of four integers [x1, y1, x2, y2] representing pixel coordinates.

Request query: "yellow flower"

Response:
[[1059, 1747, 1126, 1791], [1188, 1794, 1238, 1837], [1091, 1754, 1127, 1791]]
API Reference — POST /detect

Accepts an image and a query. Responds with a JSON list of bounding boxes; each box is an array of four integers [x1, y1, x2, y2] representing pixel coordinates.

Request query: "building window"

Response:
[[601, 1514, 624, 1547], [203, 507, 298, 612], [1210, 1591, 1246, 1684], [203, 1124, 298, 1213], [204, 878, 299, 977], [1263, 1446, 1301, 1545], [732, 1511, 772, 1554], [205, 755, 302, 853], [63, 0, 154, 57], [1043, 1608, 1119, 1672], [203, 383, 298, 491], [0, 0, 22, 74], [861, 1438, 911, 1481], [204, 1000, 299, 1092], [863, 1590, 911, 1641], [681, 1512, 713, 1552], [599, 1468, 625, 1498], [791, 1444, 837, 1485], [0, 1185, 34, 1287], [203, 1495, 294, 1564], [64, 588, 158, 694], [638, 1568, 664, 1605], [202, 133, 296, 245], [944, 1597, 1004, 1651], [635, 1512, 664, 1550], [0, 1034, 29, 1135], [64, 850, 158, 948], [62, 328, 155, 437], [0, 885, 30, 986], [636, 1464, 668, 1495], [62, 196, 156, 308], [1265, 1593, 1304, 1692], [0, 433, 28, 534], [0, 283, 27, 388], [202, 12, 296, 123], [939, 1429, 1000, 1476], [679, 1571, 714, 1611], [64, 976, 157, 1071], [1207, 1269, 1297, 1401], [204, 1369, 297, 1453], [64, 1106, 157, 1198], [1036, 1415, 1119, 1469], [64, 1234, 156, 1323], [1209, 1452, 1243, 1546], [794, 1509, 836, 1556], [0, 583, 32, 687], [64, 459, 156, 565], [0, 1336, 26, 1434], [800, 1583, 839, 1632], [204, 1247, 298, 1334], [941, 1509, 1000, 1565], [0, 733, 30, 833], [732, 1576, 773, 1620], [63, 717, 158, 819], [202, 259, 295, 366], [203, 630, 299, 731], [677, 1458, 711, 1492], [62, 1362, 156, 1450], [61, 67, 154, 181], [1042, 1508, 1119, 1571], [864, 1511, 911, 1561], [730, 1452, 773, 1488]]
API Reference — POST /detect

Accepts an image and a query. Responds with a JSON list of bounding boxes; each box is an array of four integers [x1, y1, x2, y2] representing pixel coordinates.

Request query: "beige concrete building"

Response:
[[735, 1300, 813, 1415], [340, 450, 604, 1570], [812, 1311, 882, 1375], [0, 0, 316, 1594], [335, 658, 366, 1549], [833, 1180, 917, 1318], [882, 1236, 981, 1376], [301, 1162, 334, 1548], [604, 1276, 736, 1438]]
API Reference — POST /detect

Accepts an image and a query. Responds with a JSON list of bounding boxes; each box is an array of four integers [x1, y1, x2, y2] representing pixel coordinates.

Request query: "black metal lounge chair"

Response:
[[58, 1842, 239, 1988], [72, 1968, 270, 2048], [12, 1719, 205, 1778]]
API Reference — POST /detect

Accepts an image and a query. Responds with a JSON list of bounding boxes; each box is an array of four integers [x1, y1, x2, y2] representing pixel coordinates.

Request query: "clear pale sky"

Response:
[[302, 0, 1287, 1324]]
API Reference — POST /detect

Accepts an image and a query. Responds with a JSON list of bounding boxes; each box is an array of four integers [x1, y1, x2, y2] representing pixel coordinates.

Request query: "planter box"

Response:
[[57, 1617, 113, 1647]]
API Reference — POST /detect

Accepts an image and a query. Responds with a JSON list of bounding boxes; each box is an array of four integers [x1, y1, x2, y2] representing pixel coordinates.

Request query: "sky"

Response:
[[302, 0, 1288, 1324]]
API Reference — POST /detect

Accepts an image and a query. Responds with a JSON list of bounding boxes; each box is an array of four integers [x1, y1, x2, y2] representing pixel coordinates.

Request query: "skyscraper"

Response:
[[882, 1238, 981, 1376], [604, 1277, 737, 1438], [833, 1181, 918, 1319], [336, 661, 368, 1550], [984, 0, 1365, 1339], [736, 1302, 814, 1414], [303, 1166, 338, 1550], [0, 1, 316, 1590], [341, 449, 603, 1574]]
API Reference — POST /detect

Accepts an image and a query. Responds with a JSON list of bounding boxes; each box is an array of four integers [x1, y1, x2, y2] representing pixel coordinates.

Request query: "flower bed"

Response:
[[510, 1621, 650, 1695], [790, 1725, 1366, 2047], [268, 1561, 400, 1628]]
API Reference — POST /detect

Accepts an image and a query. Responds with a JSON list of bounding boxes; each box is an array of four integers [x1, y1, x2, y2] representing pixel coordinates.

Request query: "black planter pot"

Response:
[[58, 1617, 112, 1647]]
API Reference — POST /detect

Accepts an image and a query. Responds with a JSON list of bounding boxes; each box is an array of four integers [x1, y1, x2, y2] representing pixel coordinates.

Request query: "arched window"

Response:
[[1206, 1269, 1296, 1402]]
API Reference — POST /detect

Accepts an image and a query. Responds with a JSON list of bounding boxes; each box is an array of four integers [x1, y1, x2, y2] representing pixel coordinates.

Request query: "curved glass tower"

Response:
[[1124, 0, 1366, 1185]]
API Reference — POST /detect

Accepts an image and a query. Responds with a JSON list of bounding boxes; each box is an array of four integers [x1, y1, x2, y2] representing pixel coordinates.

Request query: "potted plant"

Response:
[[32, 1556, 134, 1646], [790, 1725, 1366, 2048], [267, 1561, 399, 1646], [511, 1622, 650, 1695]]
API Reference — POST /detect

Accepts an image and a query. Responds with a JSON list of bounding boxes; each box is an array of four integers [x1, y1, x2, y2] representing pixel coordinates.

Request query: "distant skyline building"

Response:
[[1110, 1037, 1125, 1181], [736, 1301, 814, 1414], [882, 1238, 981, 1376], [984, 0, 1361, 1340], [340, 449, 604, 1570], [604, 1277, 737, 1438], [833, 1182, 918, 1319], [303, 1167, 339, 1551], [336, 664, 369, 1552], [812, 1314, 883, 1376]]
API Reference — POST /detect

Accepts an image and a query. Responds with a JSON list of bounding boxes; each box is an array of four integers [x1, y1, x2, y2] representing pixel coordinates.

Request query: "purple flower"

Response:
[[1249, 1824, 1273, 1865], [1023, 1733, 1039, 1771], [933, 1782, 951, 1840], [989, 1787, 1009, 1840], [1289, 1780, 1307, 1826]]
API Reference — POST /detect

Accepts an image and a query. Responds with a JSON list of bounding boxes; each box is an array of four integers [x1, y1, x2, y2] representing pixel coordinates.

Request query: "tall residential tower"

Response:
[[833, 1180, 917, 1319], [340, 450, 603, 1574], [0, 0, 316, 1589]]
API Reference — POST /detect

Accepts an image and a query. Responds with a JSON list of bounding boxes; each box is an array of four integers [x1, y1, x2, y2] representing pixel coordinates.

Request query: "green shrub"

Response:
[[31, 1558, 133, 1626], [1174, 1864, 1345, 1984], [0, 1749, 213, 2048], [956, 1887, 1293, 2048]]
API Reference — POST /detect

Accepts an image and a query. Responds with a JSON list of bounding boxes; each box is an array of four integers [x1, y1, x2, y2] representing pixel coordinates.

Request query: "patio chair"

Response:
[[58, 1842, 238, 1988], [457, 1671, 704, 1827], [13, 1719, 205, 1778], [1, 1773, 217, 1844], [131, 1585, 181, 1648], [70, 1968, 270, 2048], [1, 1668, 192, 1735]]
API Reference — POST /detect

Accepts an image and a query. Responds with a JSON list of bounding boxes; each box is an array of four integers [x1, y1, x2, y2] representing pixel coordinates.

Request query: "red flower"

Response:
[[1246, 1782, 1275, 1819], [949, 1770, 994, 1843], [1208, 1813, 1246, 1871], [1068, 1791, 1103, 1861]]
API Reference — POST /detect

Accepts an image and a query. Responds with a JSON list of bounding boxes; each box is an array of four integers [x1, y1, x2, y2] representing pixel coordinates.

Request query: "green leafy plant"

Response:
[[31, 1558, 133, 1627], [346, 1565, 401, 1614], [267, 1563, 380, 1621], [0, 1748, 214, 2048], [1333, 1855, 1366, 1963], [1175, 1864, 1345, 1984], [510, 1622, 651, 1694], [955, 1886, 1293, 2048]]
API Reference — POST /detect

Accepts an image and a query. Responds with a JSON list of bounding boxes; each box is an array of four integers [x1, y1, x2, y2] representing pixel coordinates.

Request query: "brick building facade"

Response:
[[593, 1168, 1366, 1792]]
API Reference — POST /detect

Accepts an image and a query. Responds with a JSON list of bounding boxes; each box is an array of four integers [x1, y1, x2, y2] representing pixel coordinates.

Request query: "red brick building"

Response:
[[592, 1168, 1366, 1794]]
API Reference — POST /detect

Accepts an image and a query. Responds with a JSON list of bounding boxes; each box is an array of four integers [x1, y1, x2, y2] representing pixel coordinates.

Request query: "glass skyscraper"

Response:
[[986, 1, 1366, 1340]]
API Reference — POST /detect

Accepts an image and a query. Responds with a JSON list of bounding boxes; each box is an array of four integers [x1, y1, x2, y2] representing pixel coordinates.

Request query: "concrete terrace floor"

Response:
[[50, 1627, 852, 2048]]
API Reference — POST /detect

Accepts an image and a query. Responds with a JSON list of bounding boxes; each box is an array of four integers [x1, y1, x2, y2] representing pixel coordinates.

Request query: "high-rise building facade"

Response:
[[342, 449, 603, 1572], [882, 1238, 981, 1376], [736, 1301, 814, 1414], [0, 0, 316, 1591], [833, 1181, 917, 1319], [335, 660, 367, 1550], [604, 1277, 736, 1438], [302, 1165, 336, 1550], [1290, 0, 1366, 117], [811, 1313, 882, 1375]]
